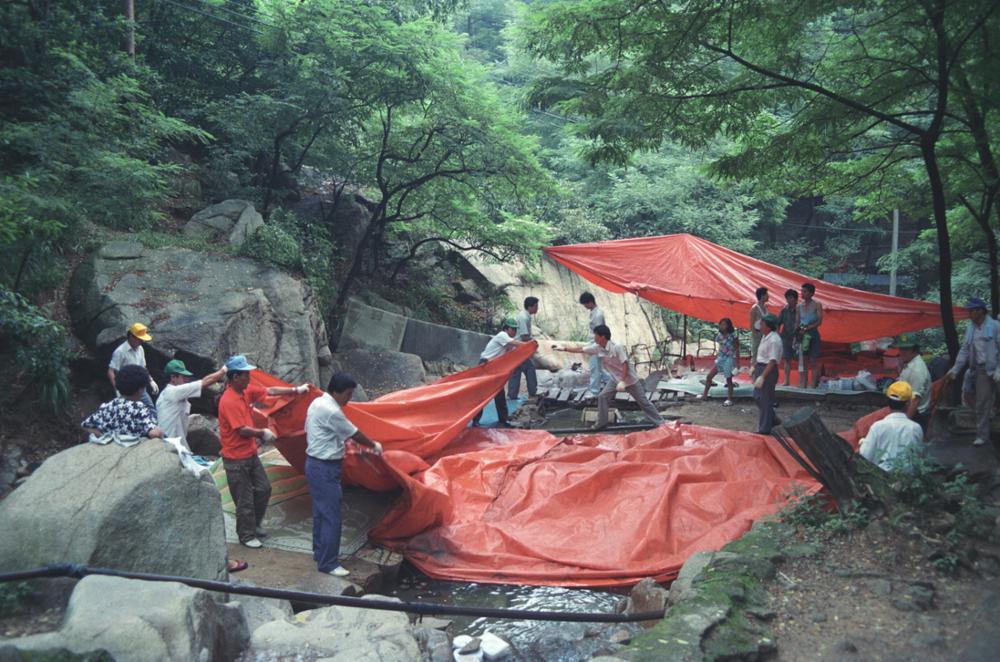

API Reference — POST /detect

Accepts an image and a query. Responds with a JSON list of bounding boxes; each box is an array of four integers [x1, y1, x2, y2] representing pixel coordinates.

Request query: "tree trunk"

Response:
[[922, 140, 960, 359]]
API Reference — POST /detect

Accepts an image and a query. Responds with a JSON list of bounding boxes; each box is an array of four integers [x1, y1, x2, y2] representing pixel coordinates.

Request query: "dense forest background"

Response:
[[1, 0, 996, 413]]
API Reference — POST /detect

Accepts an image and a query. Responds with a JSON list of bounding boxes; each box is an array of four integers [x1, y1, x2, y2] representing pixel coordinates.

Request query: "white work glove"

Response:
[[149, 380, 159, 395], [260, 429, 277, 443], [753, 376, 764, 390], [295, 384, 310, 395], [370, 441, 383, 456], [220, 365, 228, 375]]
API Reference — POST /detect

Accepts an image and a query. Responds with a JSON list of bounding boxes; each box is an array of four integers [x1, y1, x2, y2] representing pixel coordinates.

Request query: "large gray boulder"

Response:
[[69, 241, 329, 386], [2, 576, 247, 662], [250, 597, 422, 660], [337, 347, 426, 397], [183, 199, 263, 249], [0, 441, 228, 581]]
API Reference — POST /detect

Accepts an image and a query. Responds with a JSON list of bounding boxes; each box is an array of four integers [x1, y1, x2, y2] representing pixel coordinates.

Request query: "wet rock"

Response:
[[480, 631, 511, 659], [413, 626, 452, 662], [626, 577, 670, 628], [251, 596, 420, 660], [186, 414, 221, 456], [356, 546, 405, 586], [457, 637, 482, 655], [2, 576, 247, 661], [0, 441, 227, 581]]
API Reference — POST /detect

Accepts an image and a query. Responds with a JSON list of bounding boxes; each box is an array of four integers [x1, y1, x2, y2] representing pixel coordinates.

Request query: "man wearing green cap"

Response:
[[473, 318, 525, 427], [156, 359, 228, 450], [752, 314, 783, 434]]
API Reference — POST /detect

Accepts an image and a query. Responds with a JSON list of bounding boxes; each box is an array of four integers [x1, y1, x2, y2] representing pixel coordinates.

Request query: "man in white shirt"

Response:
[[156, 359, 228, 450], [108, 322, 158, 409], [752, 314, 783, 434], [579, 292, 611, 395], [507, 296, 540, 400], [305, 372, 383, 577], [474, 318, 524, 427], [554, 324, 664, 430], [860, 381, 924, 471], [893, 339, 932, 429]]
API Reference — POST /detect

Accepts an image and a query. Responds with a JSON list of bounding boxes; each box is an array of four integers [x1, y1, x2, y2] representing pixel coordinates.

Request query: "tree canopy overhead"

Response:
[[522, 0, 1000, 356]]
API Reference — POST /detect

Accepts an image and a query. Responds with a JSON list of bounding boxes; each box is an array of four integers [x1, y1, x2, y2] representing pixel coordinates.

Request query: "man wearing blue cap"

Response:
[[946, 298, 1000, 448], [218, 355, 311, 548]]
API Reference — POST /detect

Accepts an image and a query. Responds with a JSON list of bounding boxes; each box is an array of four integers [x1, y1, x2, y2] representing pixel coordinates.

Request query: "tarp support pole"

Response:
[[682, 314, 688, 358]]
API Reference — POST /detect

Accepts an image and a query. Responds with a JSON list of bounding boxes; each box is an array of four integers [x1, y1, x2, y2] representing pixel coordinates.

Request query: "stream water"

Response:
[[389, 565, 634, 661]]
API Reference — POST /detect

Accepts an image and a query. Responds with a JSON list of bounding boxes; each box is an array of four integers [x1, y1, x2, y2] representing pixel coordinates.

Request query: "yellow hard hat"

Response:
[[128, 322, 152, 342], [885, 380, 913, 402]]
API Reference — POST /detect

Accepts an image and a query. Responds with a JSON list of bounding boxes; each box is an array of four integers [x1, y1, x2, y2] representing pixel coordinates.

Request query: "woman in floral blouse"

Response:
[[82, 364, 163, 439]]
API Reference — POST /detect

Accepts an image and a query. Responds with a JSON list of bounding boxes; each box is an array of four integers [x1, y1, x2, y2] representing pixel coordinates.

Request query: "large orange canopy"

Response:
[[545, 233, 966, 343]]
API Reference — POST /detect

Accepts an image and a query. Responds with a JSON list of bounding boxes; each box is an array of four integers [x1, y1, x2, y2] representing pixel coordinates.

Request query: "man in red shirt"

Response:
[[218, 355, 310, 548]]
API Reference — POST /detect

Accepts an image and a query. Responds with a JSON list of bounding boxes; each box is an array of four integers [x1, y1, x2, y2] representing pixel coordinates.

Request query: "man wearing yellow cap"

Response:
[[108, 322, 158, 409], [859, 381, 924, 471]]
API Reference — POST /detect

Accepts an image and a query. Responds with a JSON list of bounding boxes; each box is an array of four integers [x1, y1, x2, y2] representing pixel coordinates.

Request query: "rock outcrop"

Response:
[[69, 241, 329, 386], [250, 597, 422, 660], [182, 199, 264, 249], [0, 441, 228, 581], [337, 347, 427, 397], [1, 576, 247, 662]]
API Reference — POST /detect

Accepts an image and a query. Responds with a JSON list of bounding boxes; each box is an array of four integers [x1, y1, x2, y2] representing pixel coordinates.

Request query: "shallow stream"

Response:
[[389, 565, 633, 661]]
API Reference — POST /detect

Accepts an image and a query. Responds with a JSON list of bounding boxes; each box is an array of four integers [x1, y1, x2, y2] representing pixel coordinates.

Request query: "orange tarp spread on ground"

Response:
[[545, 233, 968, 343], [249, 350, 888, 587]]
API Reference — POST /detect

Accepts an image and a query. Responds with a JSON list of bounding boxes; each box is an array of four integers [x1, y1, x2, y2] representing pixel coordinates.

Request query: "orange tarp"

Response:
[[545, 233, 968, 343], [249, 350, 887, 587]]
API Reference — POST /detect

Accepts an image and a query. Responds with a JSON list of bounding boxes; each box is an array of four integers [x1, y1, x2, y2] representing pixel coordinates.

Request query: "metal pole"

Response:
[[682, 314, 688, 359], [889, 209, 899, 296], [123, 0, 135, 60]]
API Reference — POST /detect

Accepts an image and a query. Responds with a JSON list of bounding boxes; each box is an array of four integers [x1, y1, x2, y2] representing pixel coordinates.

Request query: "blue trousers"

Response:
[[305, 456, 343, 573], [507, 358, 537, 399], [588, 353, 611, 394]]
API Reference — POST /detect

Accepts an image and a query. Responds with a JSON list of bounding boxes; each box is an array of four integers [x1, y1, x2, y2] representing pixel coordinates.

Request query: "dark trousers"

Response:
[[753, 362, 780, 434], [223, 455, 272, 543], [507, 358, 537, 399], [474, 358, 509, 425], [305, 455, 343, 572]]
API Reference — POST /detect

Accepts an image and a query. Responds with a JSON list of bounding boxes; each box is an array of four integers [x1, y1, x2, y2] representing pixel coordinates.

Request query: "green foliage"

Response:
[[240, 225, 303, 270], [0, 286, 73, 414], [0, 1, 208, 298], [781, 489, 869, 538]]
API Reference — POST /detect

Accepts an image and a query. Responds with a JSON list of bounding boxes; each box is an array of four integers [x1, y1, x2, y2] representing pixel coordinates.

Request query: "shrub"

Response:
[[0, 286, 73, 414]]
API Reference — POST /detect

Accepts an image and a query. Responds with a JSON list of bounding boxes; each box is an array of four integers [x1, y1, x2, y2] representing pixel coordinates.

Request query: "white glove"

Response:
[[260, 429, 277, 443], [221, 365, 228, 375], [753, 376, 764, 389], [295, 384, 310, 395], [149, 380, 159, 395], [370, 441, 383, 456]]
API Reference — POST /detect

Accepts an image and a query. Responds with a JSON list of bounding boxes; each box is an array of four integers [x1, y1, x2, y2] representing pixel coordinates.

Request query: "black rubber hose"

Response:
[[0, 565, 666, 623]]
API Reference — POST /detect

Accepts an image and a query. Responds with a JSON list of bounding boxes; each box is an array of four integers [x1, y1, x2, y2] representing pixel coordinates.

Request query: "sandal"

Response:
[[227, 559, 249, 573], [722, 400, 734, 407]]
